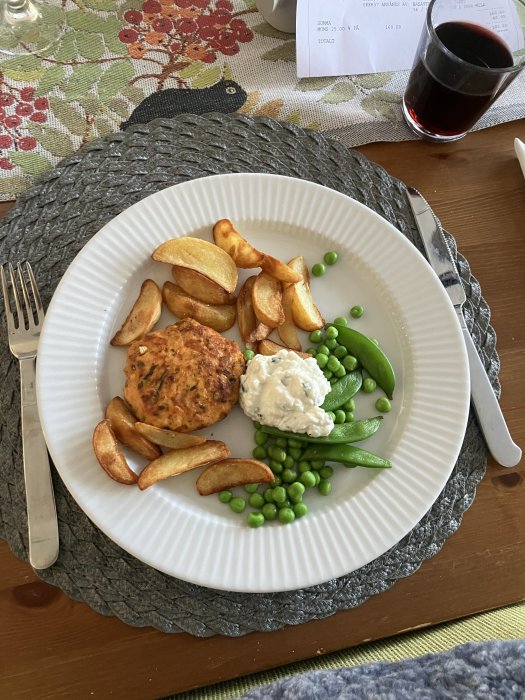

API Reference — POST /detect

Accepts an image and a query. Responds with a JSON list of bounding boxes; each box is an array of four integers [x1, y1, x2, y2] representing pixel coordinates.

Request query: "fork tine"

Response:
[[1, 264, 15, 334], [17, 262, 35, 328], [8, 263, 22, 329], [25, 262, 44, 326]]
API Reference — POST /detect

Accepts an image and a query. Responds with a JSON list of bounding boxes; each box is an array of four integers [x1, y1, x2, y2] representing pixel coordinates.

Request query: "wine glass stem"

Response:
[[3, 0, 40, 23]]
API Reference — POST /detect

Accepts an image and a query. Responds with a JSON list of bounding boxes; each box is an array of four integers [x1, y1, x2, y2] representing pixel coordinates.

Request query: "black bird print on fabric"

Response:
[[121, 79, 248, 129]]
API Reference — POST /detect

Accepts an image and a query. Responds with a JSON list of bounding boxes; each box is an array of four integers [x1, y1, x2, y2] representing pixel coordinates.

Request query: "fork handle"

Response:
[[20, 357, 59, 569]]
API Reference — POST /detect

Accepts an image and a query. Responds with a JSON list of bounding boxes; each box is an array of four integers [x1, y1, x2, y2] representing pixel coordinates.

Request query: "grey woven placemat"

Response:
[[0, 113, 497, 637]]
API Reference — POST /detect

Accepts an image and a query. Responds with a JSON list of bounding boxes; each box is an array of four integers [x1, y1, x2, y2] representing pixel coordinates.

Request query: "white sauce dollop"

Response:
[[239, 349, 334, 437]]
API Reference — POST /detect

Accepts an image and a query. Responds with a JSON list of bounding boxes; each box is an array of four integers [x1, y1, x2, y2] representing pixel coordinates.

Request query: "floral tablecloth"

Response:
[[0, 0, 524, 201]]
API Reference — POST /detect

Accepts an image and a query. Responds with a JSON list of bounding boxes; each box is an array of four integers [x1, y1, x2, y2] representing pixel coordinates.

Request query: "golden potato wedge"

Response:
[[246, 322, 271, 345], [162, 281, 236, 332], [212, 219, 265, 269], [260, 255, 302, 284], [152, 237, 238, 293], [258, 338, 310, 359], [135, 422, 205, 450], [236, 275, 257, 342], [196, 458, 275, 496], [110, 279, 162, 346], [252, 271, 285, 328], [287, 256, 325, 331], [172, 265, 236, 306], [138, 441, 230, 490], [92, 419, 138, 485], [105, 397, 162, 461], [277, 284, 302, 351]]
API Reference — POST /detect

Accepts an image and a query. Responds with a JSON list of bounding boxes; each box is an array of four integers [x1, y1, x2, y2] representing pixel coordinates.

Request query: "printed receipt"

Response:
[[296, 0, 524, 78]]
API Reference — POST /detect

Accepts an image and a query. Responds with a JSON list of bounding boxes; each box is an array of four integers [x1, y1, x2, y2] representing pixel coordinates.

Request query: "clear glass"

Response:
[[402, 0, 525, 142], [0, 0, 63, 56]]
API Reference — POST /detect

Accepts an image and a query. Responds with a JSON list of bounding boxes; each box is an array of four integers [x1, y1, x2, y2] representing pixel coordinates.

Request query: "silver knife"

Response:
[[406, 187, 522, 468]]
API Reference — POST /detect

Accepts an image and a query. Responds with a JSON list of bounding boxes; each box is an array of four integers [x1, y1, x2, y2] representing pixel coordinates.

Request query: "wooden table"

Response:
[[1, 120, 524, 699]]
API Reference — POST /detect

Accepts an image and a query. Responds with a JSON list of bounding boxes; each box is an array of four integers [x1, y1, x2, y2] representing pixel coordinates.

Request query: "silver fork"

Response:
[[1, 262, 59, 569]]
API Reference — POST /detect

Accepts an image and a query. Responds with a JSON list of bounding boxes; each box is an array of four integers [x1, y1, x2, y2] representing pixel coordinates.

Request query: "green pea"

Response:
[[325, 338, 338, 350], [272, 486, 287, 504], [252, 446, 267, 460], [275, 437, 288, 448], [323, 251, 338, 266], [313, 471, 321, 486], [229, 497, 246, 513], [247, 512, 265, 528], [287, 482, 305, 502], [311, 459, 325, 470], [317, 344, 330, 356], [269, 460, 283, 474], [218, 490, 232, 503], [268, 445, 287, 462], [316, 353, 329, 369], [342, 399, 355, 412], [299, 471, 316, 488], [278, 507, 296, 524], [375, 396, 392, 413], [279, 498, 291, 509], [326, 356, 341, 372], [309, 329, 323, 344], [318, 480, 332, 496], [243, 349, 255, 361], [288, 438, 303, 448], [273, 475, 282, 486], [362, 377, 377, 393], [333, 316, 348, 327], [262, 502, 277, 520], [306, 347, 317, 356], [345, 411, 355, 422], [325, 326, 339, 340], [334, 344, 348, 359], [319, 466, 334, 479], [342, 355, 358, 371], [293, 502, 309, 518], [334, 365, 346, 378], [254, 430, 268, 446], [312, 262, 326, 277], [282, 468, 298, 484], [330, 377, 338, 384], [249, 493, 265, 509], [283, 455, 295, 469], [263, 488, 275, 503], [244, 483, 259, 493], [289, 447, 302, 461], [298, 460, 312, 473], [326, 411, 336, 422], [334, 409, 346, 424], [350, 305, 364, 318], [323, 369, 333, 380]]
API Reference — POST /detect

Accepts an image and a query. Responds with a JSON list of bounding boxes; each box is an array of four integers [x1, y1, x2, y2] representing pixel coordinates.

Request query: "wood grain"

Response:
[[1, 120, 524, 699]]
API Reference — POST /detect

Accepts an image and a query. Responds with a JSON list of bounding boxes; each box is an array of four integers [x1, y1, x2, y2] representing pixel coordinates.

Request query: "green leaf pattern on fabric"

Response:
[[48, 98, 87, 136], [27, 125, 75, 157], [9, 152, 52, 177], [261, 41, 296, 62], [321, 82, 357, 104]]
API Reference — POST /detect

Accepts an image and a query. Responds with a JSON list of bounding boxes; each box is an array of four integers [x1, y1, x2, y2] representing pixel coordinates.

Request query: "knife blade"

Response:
[[406, 186, 522, 468]]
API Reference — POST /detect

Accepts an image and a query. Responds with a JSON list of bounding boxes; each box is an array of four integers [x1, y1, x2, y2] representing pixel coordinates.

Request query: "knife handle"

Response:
[[462, 329, 522, 468]]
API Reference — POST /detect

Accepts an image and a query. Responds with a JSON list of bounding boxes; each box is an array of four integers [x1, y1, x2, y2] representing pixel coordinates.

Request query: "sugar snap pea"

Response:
[[253, 417, 383, 444], [334, 324, 395, 399], [321, 370, 362, 411], [301, 444, 391, 469]]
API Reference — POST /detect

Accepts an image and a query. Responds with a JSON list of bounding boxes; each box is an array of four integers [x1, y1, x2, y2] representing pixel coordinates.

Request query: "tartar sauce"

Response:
[[239, 349, 334, 437]]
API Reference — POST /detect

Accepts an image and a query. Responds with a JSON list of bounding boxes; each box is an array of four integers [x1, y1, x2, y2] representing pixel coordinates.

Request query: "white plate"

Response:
[[37, 173, 470, 593]]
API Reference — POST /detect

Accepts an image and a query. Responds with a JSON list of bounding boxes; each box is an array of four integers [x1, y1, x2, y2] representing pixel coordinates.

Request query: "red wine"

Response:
[[404, 21, 514, 137]]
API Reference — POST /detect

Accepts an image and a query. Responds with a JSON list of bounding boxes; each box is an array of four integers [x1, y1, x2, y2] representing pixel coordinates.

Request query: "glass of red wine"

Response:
[[402, 0, 525, 142]]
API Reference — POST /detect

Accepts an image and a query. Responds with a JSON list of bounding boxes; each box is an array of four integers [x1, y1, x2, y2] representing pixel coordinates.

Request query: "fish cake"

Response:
[[124, 318, 245, 432]]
